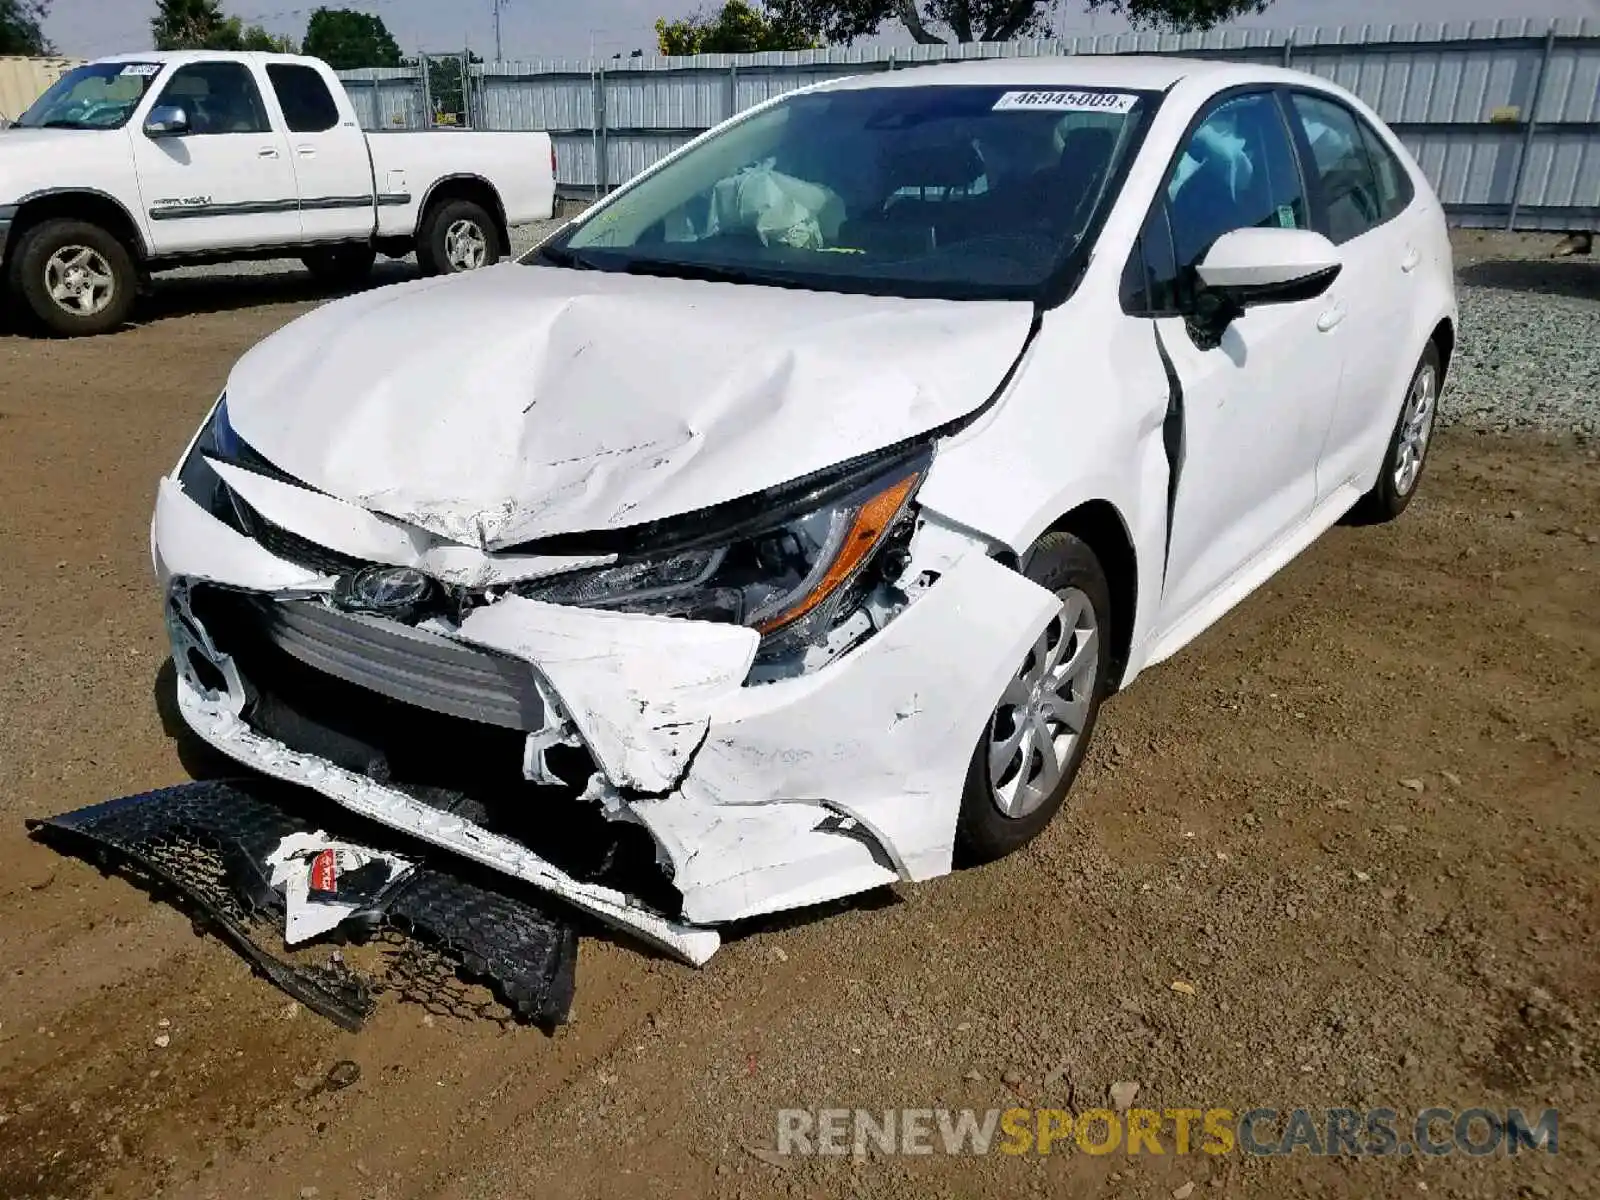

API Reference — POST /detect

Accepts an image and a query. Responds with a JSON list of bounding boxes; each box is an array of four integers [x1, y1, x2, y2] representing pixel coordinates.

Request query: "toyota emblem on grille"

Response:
[[333, 565, 435, 619]]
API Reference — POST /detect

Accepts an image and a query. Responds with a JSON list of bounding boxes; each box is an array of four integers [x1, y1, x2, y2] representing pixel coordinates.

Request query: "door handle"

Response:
[[1316, 301, 1348, 333], [258, 147, 280, 159], [297, 146, 316, 158], [1400, 246, 1421, 274]]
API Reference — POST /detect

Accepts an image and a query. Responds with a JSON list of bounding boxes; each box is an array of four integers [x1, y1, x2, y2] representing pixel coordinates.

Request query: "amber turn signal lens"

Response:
[[754, 472, 920, 635]]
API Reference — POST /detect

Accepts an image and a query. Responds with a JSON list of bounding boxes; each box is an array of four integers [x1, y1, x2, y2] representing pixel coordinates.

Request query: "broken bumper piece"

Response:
[[175, 673, 722, 966], [27, 780, 579, 1030]]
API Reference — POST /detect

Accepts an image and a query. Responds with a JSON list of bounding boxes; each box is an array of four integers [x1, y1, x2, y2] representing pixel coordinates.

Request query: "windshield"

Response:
[[539, 84, 1154, 301], [16, 62, 164, 130]]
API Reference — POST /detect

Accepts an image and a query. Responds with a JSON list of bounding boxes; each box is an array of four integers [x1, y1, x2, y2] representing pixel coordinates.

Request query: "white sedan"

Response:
[[152, 54, 1456, 963]]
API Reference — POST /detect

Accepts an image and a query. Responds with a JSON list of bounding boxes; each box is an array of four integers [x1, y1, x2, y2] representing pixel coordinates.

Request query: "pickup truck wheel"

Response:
[[301, 246, 377, 288], [418, 199, 500, 276], [955, 532, 1112, 866], [11, 219, 136, 336]]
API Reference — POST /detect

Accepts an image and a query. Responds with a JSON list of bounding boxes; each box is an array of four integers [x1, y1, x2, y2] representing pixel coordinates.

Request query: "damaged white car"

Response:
[[152, 56, 1457, 964]]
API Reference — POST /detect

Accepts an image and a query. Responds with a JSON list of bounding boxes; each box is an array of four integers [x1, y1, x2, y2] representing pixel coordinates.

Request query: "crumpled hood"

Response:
[[223, 263, 1034, 549]]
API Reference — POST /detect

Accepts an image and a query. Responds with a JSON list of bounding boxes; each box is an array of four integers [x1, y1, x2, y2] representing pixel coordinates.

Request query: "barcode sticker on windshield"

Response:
[[993, 90, 1138, 114], [120, 64, 163, 76]]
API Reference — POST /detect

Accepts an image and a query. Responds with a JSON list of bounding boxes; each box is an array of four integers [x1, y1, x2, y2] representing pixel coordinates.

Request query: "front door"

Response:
[[132, 59, 300, 254], [1148, 90, 1347, 627]]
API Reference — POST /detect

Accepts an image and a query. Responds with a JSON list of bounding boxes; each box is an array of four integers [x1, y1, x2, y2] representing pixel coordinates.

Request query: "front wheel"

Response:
[[10, 218, 136, 336], [955, 531, 1112, 865], [1351, 341, 1442, 524], [417, 199, 500, 276]]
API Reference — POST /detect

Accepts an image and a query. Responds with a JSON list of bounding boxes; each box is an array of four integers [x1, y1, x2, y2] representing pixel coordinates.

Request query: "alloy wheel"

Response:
[[987, 586, 1100, 819]]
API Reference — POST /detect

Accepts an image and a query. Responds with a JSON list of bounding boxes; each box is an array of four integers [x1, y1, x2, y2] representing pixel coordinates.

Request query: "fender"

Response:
[[415, 173, 507, 239], [10, 186, 151, 259]]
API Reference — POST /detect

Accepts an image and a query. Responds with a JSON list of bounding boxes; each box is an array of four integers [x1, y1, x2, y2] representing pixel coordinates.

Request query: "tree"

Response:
[[302, 7, 402, 70], [0, 0, 52, 55], [768, 0, 1273, 46], [151, 0, 227, 48], [655, 0, 819, 56], [151, 0, 296, 52], [239, 24, 297, 52]]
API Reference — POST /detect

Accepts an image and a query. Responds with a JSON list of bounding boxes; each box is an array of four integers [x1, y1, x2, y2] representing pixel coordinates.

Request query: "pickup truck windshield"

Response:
[[540, 85, 1154, 301], [16, 62, 163, 130]]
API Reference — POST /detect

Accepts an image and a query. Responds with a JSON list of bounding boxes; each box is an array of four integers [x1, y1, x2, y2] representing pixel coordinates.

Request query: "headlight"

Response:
[[513, 452, 929, 662], [175, 395, 239, 521]]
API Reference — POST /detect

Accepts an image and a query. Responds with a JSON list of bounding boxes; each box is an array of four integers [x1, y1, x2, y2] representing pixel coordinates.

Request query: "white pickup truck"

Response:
[[0, 51, 556, 335]]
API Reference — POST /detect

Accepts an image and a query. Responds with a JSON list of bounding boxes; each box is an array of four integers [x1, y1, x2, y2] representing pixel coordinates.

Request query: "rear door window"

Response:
[[1287, 92, 1390, 244], [1358, 119, 1415, 222], [267, 63, 341, 133]]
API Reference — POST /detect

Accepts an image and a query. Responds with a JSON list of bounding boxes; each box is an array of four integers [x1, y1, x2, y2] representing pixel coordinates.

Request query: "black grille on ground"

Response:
[[27, 781, 580, 1029]]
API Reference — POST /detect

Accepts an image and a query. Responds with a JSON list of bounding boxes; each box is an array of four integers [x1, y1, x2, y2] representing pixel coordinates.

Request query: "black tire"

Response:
[[1350, 341, 1443, 525], [301, 245, 377, 288], [10, 218, 136, 337], [417, 198, 501, 276], [955, 532, 1114, 865]]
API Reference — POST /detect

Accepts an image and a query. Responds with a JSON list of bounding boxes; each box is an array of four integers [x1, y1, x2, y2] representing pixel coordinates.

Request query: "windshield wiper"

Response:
[[535, 244, 599, 270], [33, 119, 96, 130], [618, 258, 797, 288]]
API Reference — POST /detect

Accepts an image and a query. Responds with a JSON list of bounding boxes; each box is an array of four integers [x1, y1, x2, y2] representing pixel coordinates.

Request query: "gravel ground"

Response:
[[159, 224, 1600, 441]]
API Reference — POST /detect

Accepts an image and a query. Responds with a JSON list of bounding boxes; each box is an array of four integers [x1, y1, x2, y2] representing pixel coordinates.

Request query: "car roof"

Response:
[[815, 53, 1313, 98], [91, 50, 306, 67], [821, 54, 1214, 92]]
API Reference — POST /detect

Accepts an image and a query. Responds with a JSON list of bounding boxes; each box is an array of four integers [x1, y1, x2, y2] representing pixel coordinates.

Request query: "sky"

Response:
[[42, 0, 1600, 62]]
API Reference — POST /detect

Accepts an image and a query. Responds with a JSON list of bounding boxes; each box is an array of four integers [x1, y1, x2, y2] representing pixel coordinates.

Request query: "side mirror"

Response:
[[1195, 226, 1341, 306], [144, 105, 190, 138]]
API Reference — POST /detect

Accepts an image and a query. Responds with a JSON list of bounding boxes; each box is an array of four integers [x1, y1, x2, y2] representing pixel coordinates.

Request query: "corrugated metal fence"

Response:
[[0, 56, 84, 124], [339, 17, 1600, 232]]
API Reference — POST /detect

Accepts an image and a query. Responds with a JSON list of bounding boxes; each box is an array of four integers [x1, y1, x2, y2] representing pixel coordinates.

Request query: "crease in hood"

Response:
[[223, 263, 1036, 549]]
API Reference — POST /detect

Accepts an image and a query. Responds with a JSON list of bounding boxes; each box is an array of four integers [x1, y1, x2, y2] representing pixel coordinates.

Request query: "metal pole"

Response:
[[419, 48, 432, 129], [1507, 23, 1557, 232], [597, 63, 609, 196], [1282, 35, 1294, 69], [590, 62, 600, 201], [492, 0, 503, 63]]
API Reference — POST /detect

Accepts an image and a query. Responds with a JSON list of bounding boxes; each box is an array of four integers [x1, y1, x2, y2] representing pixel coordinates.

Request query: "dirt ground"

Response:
[[0, 252, 1596, 1200]]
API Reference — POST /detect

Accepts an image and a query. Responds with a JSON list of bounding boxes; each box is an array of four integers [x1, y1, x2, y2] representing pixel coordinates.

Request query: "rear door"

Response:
[[264, 60, 375, 243], [132, 59, 300, 253], [1132, 89, 1346, 629], [1282, 89, 1422, 499]]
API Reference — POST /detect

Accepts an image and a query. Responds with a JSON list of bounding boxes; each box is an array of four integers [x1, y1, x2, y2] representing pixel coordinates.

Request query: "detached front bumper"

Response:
[[152, 477, 1060, 963]]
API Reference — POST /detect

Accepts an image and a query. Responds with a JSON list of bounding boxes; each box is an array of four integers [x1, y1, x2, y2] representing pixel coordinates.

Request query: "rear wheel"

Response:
[[301, 245, 377, 288], [417, 199, 500, 276], [1351, 341, 1442, 524], [10, 218, 136, 336], [955, 532, 1112, 865]]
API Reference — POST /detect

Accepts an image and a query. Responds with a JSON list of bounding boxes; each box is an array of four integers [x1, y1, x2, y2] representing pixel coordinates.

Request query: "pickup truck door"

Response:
[[131, 59, 301, 253], [262, 61, 377, 242]]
